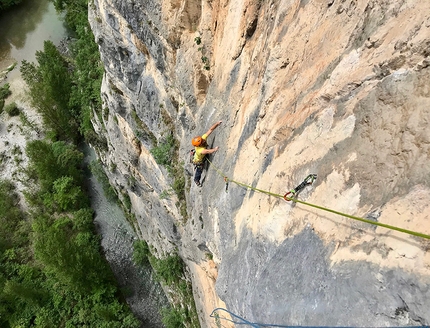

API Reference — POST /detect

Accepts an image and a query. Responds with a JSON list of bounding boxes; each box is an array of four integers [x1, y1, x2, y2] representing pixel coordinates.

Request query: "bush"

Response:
[[150, 134, 175, 166], [4, 102, 19, 116], [161, 307, 186, 328], [150, 133, 187, 220], [0, 83, 11, 100], [133, 240, 150, 266], [154, 254, 184, 286]]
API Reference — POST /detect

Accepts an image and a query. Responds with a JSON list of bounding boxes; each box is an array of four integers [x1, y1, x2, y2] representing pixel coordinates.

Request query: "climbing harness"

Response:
[[284, 174, 317, 201], [205, 158, 430, 240], [190, 148, 205, 170]]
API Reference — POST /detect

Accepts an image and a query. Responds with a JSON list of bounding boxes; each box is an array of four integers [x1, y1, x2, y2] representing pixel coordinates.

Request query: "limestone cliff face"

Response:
[[89, 0, 430, 326]]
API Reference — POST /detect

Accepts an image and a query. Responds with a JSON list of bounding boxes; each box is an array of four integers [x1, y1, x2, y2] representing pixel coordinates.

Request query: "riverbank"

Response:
[[0, 1, 168, 326], [0, 50, 167, 328]]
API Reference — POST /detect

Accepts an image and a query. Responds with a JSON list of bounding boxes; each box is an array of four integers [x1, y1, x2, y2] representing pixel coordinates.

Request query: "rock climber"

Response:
[[191, 120, 222, 187]]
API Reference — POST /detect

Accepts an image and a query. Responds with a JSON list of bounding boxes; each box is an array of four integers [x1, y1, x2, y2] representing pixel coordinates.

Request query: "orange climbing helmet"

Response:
[[192, 136, 203, 147]]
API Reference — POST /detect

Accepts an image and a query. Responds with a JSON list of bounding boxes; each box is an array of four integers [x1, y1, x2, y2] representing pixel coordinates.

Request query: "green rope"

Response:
[[206, 159, 430, 240]]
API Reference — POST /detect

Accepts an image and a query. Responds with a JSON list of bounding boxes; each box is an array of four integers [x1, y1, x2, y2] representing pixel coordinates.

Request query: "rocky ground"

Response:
[[0, 66, 39, 194]]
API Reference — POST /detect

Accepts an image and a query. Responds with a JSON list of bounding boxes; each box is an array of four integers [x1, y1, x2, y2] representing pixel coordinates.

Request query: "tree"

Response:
[[25, 140, 84, 194], [0, 0, 23, 11], [0, 180, 26, 250], [52, 176, 88, 212], [21, 41, 78, 141], [32, 214, 107, 291]]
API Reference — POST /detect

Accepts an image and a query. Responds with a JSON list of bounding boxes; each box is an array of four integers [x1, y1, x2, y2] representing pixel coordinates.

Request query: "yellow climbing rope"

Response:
[[206, 158, 430, 240]]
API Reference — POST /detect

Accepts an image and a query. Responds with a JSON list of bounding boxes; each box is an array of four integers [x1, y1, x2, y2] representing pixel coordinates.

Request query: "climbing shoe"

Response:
[[195, 180, 202, 187]]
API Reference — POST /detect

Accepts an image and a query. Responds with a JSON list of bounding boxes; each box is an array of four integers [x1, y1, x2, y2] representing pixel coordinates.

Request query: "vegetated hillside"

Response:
[[89, 0, 430, 326]]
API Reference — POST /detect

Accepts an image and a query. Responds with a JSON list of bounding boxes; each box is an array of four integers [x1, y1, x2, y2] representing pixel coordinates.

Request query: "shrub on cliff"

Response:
[[153, 253, 185, 286], [161, 307, 186, 328], [4, 102, 19, 116], [133, 240, 151, 266], [150, 134, 176, 166]]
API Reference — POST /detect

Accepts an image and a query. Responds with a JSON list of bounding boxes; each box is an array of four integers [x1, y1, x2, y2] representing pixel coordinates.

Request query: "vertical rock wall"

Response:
[[89, 0, 430, 326]]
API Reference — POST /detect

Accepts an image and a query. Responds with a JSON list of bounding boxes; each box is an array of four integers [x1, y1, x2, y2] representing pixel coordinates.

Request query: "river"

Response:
[[0, 1, 166, 327], [0, 0, 67, 76]]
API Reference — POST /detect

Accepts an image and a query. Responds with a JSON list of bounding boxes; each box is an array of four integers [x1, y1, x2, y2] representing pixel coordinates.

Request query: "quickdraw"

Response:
[[224, 177, 229, 192], [284, 174, 317, 201]]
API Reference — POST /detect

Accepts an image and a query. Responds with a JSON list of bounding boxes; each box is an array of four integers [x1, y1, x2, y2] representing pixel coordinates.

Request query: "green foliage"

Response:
[[89, 160, 118, 202], [0, 0, 23, 11], [32, 213, 109, 291], [132, 240, 150, 266], [21, 41, 78, 141], [161, 307, 186, 328], [16, 5, 102, 142], [4, 102, 19, 116], [153, 253, 184, 286], [0, 180, 28, 250], [159, 189, 172, 199], [18, 0, 104, 145], [52, 0, 89, 31], [19, 111, 40, 134], [122, 191, 132, 211], [25, 140, 84, 196], [0, 83, 11, 99], [151, 133, 187, 220], [131, 109, 157, 146], [136, 243, 199, 326], [3, 280, 47, 306], [0, 83, 11, 112], [52, 176, 87, 211], [47, 0, 104, 147], [194, 37, 210, 70], [150, 133, 176, 166], [0, 141, 140, 327], [0, 0, 140, 326], [172, 171, 186, 202]]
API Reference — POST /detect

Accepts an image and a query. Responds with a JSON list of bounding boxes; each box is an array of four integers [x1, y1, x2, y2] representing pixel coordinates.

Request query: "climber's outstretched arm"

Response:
[[205, 121, 222, 137]]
